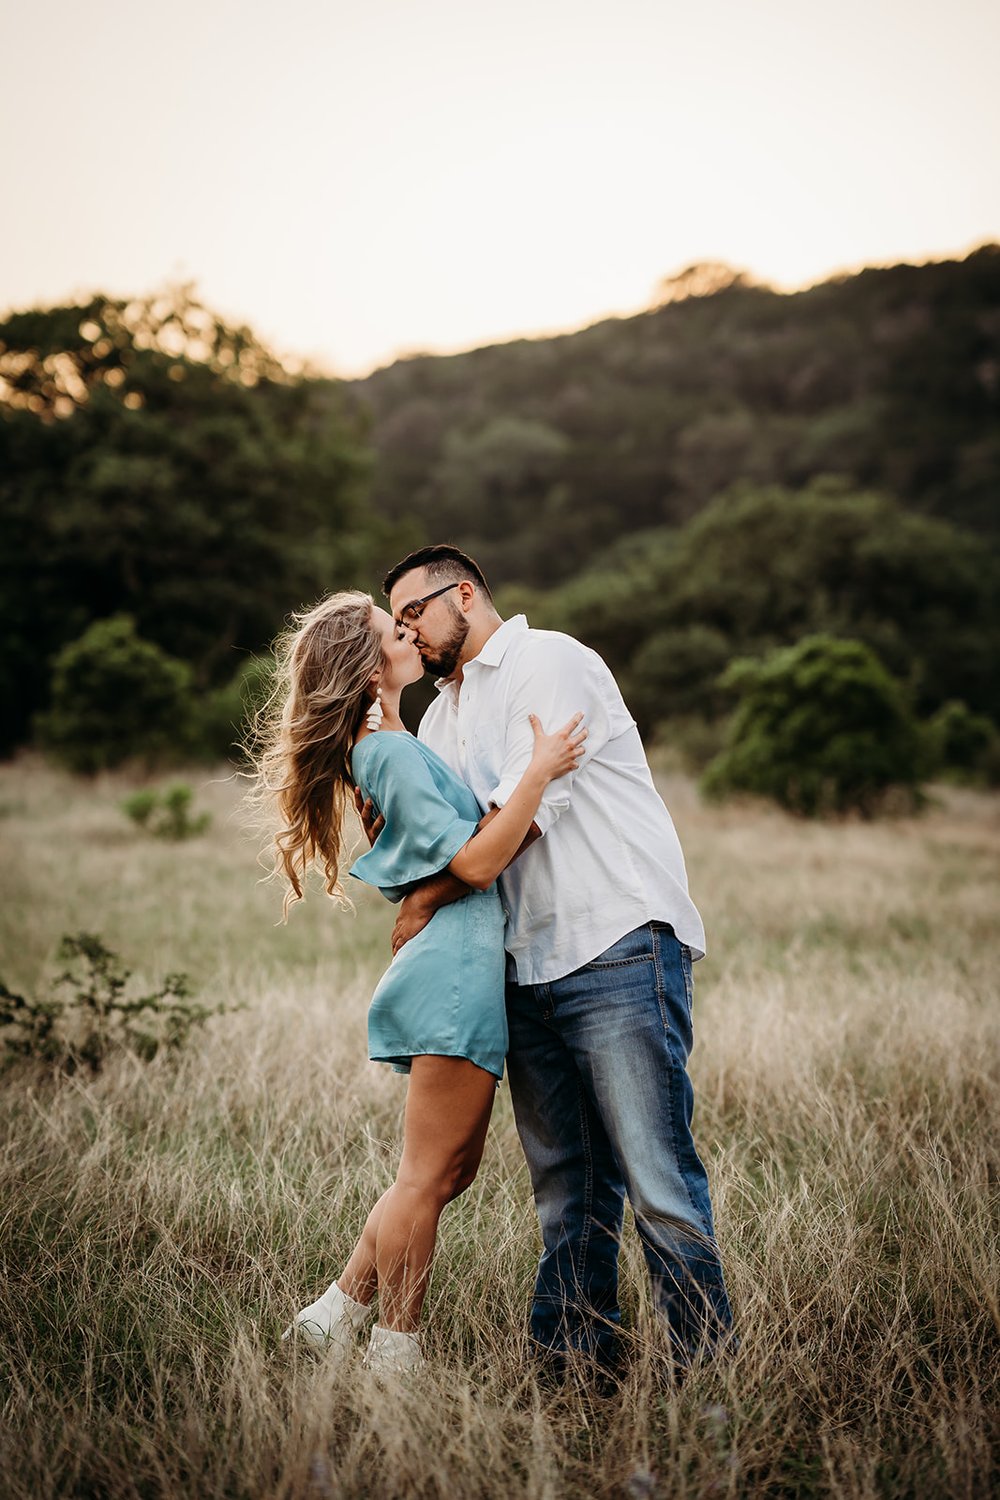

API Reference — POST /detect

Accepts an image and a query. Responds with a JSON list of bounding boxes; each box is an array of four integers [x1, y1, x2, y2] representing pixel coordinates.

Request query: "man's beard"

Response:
[[418, 604, 470, 678]]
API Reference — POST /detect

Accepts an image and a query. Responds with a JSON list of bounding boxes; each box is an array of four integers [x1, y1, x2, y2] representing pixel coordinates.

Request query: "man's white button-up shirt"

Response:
[[418, 615, 706, 985]]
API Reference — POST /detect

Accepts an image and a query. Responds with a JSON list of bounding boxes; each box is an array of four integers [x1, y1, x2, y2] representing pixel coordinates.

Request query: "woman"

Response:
[[255, 591, 585, 1374]]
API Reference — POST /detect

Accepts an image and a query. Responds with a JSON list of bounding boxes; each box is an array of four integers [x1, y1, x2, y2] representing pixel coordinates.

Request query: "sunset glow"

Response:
[[2, 0, 998, 375]]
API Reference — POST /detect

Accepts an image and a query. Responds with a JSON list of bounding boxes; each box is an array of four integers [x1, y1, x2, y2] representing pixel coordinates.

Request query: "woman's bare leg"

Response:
[[338, 1056, 496, 1329], [337, 1187, 391, 1306]]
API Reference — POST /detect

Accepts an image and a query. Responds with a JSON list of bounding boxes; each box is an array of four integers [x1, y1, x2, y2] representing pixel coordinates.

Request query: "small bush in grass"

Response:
[[37, 615, 194, 773], [122, 783, 211, 839], [0, 933, 226, 1072], [923, 699, 1000, 784], [702, 634, 923, 816], [120, 789, 158, 827]]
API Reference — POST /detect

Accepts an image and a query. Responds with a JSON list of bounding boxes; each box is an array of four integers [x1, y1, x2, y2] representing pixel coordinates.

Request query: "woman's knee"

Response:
[[448, 1160, 481, 1200], [397, 1151, 481, 1205]]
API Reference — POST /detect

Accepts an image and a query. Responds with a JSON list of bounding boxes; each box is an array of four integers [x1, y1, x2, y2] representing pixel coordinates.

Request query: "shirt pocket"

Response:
[[471, 717, 507, 780]]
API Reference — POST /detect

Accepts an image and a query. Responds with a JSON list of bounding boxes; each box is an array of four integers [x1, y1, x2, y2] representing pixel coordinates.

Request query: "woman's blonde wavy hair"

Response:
[[251, 591, 384, 917]]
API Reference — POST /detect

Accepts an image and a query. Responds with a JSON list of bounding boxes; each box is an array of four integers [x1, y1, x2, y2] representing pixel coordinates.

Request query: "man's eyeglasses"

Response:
[[394, 581, 467, 629]]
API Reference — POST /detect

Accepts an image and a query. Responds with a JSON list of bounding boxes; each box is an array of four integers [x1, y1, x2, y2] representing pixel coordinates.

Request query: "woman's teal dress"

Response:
[[350, 732, 508, 1080]]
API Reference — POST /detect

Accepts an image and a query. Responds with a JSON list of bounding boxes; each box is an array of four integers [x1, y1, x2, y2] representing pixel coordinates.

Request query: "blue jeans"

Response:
[[505, 923, 733, 1369]]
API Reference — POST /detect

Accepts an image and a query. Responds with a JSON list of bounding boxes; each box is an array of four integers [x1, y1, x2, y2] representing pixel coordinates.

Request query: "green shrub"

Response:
[[625, 625, 733, 725], [190, 654, 275, 761], [0, 933, 227, 1072], [649, 714, 730, 774], [701, 635, 923, 816], [120, 789, 157, 827], [923, 700, 1000, 784], [37, 615, 194, 773], [121, 783, 211, 839]]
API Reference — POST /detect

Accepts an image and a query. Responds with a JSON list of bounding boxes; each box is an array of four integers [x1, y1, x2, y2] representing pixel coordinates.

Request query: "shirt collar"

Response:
[[474, 614, 528, 667], [433, 615, 528, 694]]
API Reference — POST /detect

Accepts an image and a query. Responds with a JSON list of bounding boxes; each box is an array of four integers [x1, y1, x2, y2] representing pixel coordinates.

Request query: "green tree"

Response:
[[923, 700, 1000, 783], [538, 482, 1000, 730], [192, 652, 275, 761], [425, 415, 571, 583], [701, 635, 923, 816], [37, 615, 194, 773], [0, 287, 378, 752], [625, 625, 732, 723]]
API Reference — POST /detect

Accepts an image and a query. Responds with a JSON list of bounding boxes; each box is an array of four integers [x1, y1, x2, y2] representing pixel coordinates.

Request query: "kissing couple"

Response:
[[257, 544, 733, 1379]]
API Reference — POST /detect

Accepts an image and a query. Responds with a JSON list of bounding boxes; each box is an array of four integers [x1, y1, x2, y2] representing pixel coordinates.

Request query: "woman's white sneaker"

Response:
[[362, 1324, 426, 1375], [281, 1279, 372, 1354]]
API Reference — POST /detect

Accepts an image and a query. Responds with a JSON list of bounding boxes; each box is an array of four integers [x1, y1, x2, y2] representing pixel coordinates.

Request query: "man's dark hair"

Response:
[[382, 544, 493, 603]]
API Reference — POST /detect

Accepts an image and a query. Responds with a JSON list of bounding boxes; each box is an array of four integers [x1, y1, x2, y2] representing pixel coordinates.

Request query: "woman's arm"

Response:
[[447, 714, 584, 891], [389, 810, 540, 954]]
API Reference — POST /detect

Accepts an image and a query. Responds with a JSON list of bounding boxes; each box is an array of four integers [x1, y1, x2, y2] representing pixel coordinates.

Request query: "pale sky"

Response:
[[2, 0, 998, 376]]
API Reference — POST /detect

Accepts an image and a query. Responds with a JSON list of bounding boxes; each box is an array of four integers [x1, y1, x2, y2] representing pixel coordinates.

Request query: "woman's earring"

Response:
[[366, 688, 384, 731]]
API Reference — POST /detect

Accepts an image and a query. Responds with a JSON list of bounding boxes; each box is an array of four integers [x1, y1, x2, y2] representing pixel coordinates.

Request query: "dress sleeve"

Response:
[[349, 736, 481, 901]]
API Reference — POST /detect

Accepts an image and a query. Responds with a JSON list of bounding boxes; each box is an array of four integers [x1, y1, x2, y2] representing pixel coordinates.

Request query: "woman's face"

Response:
[[371, 606, 424, 692]]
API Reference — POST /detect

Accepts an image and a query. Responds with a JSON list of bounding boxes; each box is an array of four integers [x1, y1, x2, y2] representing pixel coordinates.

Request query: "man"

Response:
[[379, 543, 733, 1374]]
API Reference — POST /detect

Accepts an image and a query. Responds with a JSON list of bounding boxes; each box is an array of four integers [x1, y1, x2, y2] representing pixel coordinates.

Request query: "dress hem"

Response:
[[370, 1049, 504, 1083]]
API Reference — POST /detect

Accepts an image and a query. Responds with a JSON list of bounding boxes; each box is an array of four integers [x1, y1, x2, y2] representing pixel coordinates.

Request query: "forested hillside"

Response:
[[2, 250, 998, 764], [358, 247, 1000, 586]]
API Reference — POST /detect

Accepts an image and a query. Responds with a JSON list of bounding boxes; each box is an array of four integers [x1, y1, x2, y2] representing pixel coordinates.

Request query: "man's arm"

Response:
[[485, 639, 613, 836], [354, 789, 385, 846], [390, 808, 541, 954]]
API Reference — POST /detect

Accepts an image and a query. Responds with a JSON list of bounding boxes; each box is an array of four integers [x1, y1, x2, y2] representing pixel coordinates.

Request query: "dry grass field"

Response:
[[0, 755, 997, 1499]]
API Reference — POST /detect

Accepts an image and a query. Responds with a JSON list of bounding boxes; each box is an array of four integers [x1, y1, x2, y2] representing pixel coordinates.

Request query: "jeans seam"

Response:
[[653, 923, 670, 1035], [575, 1077, 594, 1286], [681, 945, 694, 1020], [661, 1049, 710, 1235], [583, 955, 655, 970], [654, 929, 709, 1232]]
